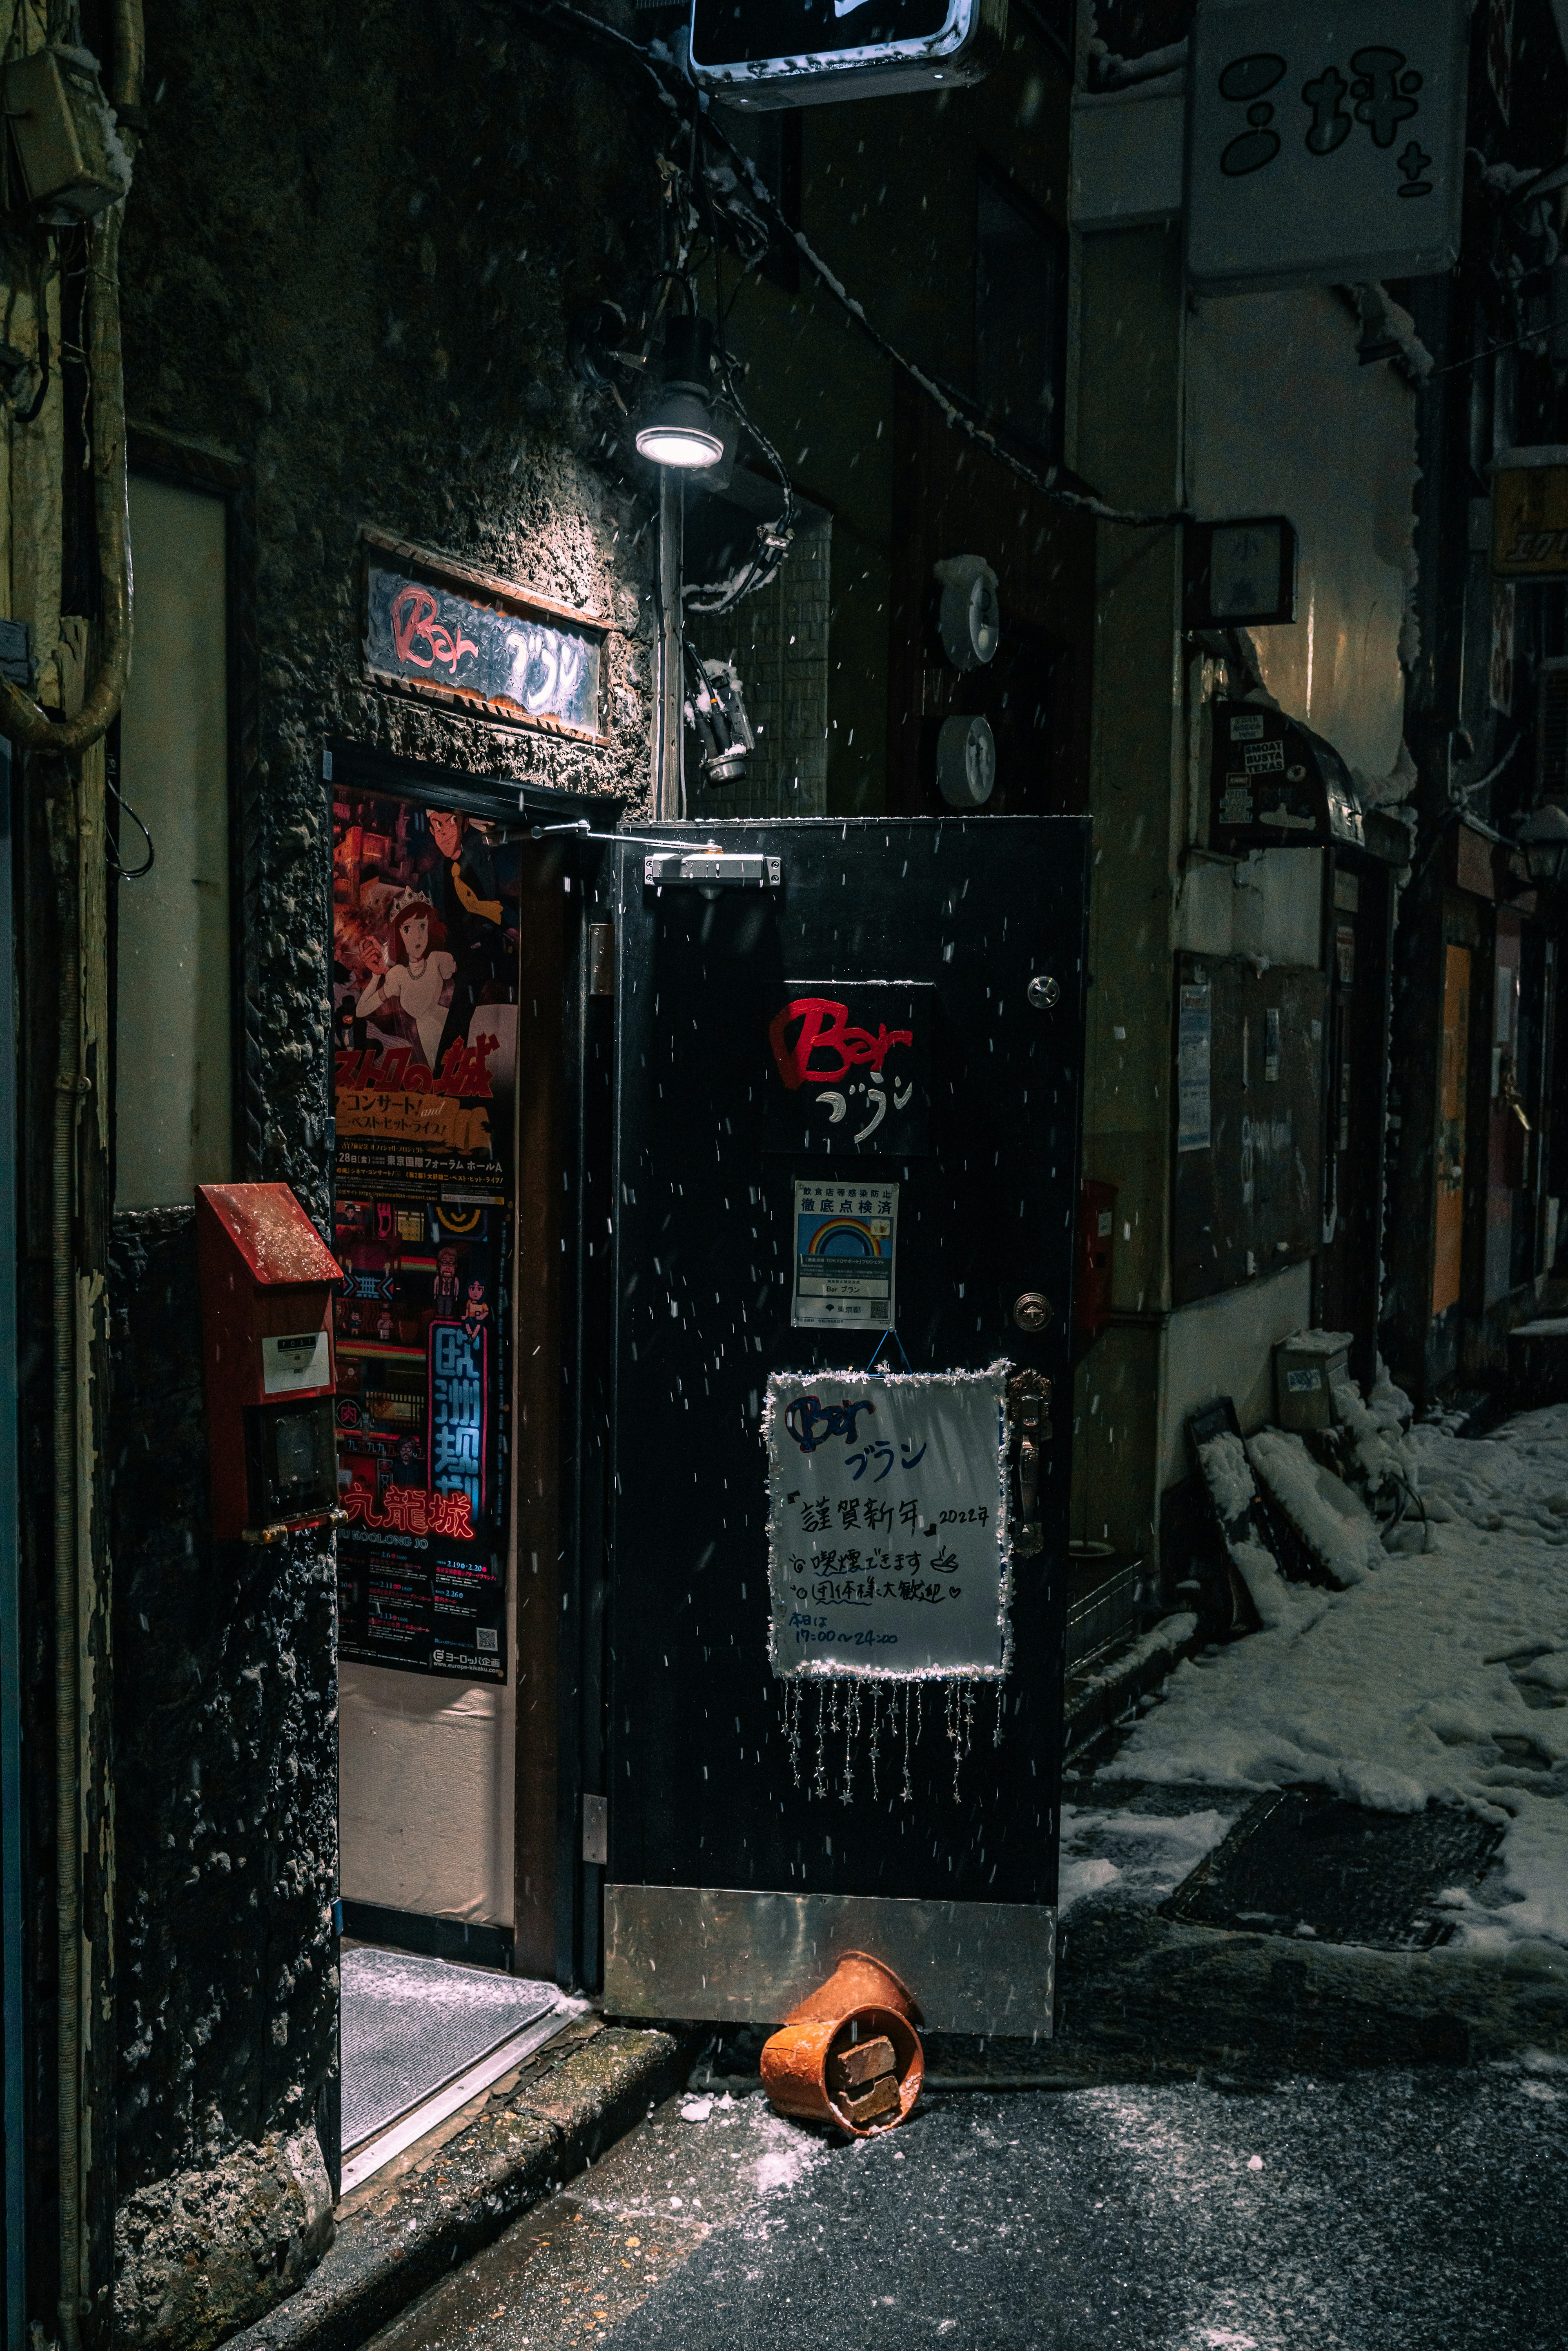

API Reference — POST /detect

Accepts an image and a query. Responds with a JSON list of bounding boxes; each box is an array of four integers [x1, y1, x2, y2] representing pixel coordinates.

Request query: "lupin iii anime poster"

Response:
[[330, 789, 521, 1680]]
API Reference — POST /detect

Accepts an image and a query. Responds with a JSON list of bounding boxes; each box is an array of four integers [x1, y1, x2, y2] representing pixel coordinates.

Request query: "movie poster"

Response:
[[330, 789, 521, 1681]]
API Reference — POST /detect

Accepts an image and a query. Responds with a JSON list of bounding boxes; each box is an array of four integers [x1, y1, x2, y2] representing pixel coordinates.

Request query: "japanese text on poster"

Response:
[[764, 1368, 1011, 1678], [331, 788, 521, 1681]]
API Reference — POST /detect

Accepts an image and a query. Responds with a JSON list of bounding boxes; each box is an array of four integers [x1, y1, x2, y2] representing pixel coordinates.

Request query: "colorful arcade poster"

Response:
[[330, 789, 521, 1680]]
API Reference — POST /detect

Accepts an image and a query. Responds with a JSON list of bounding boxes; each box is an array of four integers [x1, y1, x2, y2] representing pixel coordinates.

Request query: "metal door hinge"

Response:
[[582, 1792, 609, 1867], [588, 922, 615, 996], [1007, 1370, 1052, 1558], [644, 850, 780, 891]]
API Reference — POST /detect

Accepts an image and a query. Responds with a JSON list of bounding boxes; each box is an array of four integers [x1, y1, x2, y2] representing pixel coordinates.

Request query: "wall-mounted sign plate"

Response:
[[766, 981, 932, 1156], [688, 0, 1006, 111], [1209, 699, 1365, 850], [1491, 446, 1568, 579], [1185, 515, 1297, 628], [360, 525, 607, 742], [1187, 0, 1468, 293]]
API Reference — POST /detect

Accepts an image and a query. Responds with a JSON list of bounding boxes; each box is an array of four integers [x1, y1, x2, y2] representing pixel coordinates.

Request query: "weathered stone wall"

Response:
[[107, 0, 662, 2322]]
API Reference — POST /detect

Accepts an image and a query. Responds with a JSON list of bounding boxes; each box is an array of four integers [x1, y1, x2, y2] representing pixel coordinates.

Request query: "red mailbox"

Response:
[[196, 1182, 343, 1543]]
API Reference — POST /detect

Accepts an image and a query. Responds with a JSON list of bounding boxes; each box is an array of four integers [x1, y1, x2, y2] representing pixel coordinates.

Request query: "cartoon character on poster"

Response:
[[423, 807, 514, 1071], [431, 1243, 462, 1317], [354, 888, 456, 1075]]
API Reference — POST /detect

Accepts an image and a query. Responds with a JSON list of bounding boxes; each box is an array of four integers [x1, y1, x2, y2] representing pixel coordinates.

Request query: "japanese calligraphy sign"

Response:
[[766, 981, 931, 1156], [765, 1367, 1012, 1679], [1187, 1, 1467, 292], [361, 526, 605, 742]]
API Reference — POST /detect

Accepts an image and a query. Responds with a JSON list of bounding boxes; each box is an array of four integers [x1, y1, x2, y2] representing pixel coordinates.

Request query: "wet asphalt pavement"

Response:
[[368, 2056, 1565, 2351]]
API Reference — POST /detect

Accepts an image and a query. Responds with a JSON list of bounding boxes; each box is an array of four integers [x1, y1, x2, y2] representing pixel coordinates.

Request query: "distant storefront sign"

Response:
[[688, 0, 1005, 109], [1187, 0, 1467, 292], [1491, 448, 1568, 580], [361, 525, 606, 741]]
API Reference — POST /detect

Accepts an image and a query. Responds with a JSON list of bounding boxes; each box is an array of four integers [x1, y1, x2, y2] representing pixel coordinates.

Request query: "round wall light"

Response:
[[635, 314, 724, 471]]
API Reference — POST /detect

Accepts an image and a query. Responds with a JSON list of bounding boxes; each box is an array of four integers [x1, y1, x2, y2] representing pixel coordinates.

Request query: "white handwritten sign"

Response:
[[765, 1366, 1011, 1680]]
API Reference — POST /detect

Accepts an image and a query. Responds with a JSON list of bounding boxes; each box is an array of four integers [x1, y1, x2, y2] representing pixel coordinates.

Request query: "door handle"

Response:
[[1007, 1370, 1051, 1557]]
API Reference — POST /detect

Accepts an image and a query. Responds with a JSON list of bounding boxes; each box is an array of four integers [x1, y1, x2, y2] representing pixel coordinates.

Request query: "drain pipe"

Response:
[[29, 22, 144, 2346], [48, 759, 84, 2351]]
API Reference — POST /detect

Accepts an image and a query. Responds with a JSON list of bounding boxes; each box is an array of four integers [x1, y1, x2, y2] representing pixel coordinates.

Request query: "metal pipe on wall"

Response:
[[48, 760, 84, 2351], [656, 471, 684, 824]]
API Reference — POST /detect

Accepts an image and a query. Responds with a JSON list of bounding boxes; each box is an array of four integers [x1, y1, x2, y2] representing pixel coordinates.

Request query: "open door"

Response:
[[598, 816, 1088, 2035]]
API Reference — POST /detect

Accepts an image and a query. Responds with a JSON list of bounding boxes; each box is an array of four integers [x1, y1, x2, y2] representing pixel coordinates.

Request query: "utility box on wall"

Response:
[[196, 1182, 343, 1542], [1171, 954, 1328, 1305]]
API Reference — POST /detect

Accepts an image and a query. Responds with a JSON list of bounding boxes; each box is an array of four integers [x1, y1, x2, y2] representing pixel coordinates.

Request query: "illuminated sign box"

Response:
[[1492, 447, 1568, 581], [1186, 0, 1467, 292], [688, 0, 1006, 109]]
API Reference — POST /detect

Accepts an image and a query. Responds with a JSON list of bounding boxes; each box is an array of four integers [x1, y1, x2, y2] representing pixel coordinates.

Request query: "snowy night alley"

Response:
[[10, 0, 1568, 2346], [355, 2065, 1562, 2351]]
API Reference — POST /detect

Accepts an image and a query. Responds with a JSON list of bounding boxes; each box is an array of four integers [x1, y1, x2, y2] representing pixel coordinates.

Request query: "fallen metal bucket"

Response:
[[760, 1949, 924, 2136]]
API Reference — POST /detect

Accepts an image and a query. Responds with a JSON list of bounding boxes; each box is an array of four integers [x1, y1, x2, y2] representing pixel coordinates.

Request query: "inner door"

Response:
[[599, 816, 1088, 2034]]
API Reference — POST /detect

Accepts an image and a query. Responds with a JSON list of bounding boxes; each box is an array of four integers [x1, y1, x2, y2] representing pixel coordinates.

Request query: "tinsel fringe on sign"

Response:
[[781, 1675, 1004, 1805]]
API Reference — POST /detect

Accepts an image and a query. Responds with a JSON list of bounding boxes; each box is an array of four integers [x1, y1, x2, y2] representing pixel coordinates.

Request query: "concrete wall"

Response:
[[107, 0, 662, 2288], [1068, 220, 1184, 1553], [1185, 287, 1417, 787]]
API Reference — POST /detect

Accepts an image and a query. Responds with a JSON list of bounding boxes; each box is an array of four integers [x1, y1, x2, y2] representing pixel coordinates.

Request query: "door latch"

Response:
[[644, 850, 781, 891], [1007, 1369, 1051, 1557]]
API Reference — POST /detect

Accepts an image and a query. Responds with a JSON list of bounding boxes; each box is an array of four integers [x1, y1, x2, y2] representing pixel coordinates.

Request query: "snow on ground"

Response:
[[1060, 1805, 1235, 1917], [1099, 1403, 1568, 1954]]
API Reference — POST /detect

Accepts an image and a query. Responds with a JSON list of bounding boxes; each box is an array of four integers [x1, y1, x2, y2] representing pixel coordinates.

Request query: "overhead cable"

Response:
[[519, 0, 1190, 532]]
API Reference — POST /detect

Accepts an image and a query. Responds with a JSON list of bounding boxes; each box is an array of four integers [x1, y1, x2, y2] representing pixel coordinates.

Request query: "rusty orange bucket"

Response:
[[760, 1951, 924, 2136]]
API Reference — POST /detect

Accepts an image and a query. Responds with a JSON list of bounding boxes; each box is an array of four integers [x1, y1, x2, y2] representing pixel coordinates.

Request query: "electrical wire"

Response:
[[516, 0, 1190, 531], [106, 771, 153, 877]]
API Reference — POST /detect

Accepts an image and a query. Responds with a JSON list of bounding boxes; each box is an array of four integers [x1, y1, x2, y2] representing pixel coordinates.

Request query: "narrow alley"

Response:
[[358, 2057, 1564, 2351], [5, 1, 1568, 2346]]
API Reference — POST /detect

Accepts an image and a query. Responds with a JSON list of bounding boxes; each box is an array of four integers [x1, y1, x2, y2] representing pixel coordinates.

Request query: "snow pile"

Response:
[[1196, 1431, 1323, 1630], [1198, 1431, 1255, 1526], [1107, 1403, 1568, 1952], [1060, 1805, 1234, 1918], [1246, 1428, 1384, 1586]]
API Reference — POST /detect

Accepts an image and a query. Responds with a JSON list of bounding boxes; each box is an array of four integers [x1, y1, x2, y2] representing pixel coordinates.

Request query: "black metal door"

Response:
[[599, 817, 1088, 2029]]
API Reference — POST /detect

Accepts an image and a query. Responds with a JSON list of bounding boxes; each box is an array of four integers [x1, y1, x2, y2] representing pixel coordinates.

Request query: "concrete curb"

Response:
[[227, 2018, 696, 2351]]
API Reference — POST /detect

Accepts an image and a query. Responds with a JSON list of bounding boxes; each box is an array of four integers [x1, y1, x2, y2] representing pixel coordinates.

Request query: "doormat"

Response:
[[1160, 1784, 1505, 1951], [341, 1945, 562, 2151]]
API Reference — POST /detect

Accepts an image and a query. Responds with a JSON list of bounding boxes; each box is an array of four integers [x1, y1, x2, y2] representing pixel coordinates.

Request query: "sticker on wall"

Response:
[[791, 1178, 898, 1330], [766, 982, 931, 1157], [1177, 983, 1213, 1154]]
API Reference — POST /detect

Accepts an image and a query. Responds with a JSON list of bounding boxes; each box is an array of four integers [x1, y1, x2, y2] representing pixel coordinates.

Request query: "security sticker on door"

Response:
[[262, 1330, 331, 1395], [791, 1179, 896, 1330]]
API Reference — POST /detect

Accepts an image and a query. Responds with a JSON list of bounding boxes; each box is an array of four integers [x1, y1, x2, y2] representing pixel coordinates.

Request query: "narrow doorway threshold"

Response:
[[341, 1944, 588, 2195]]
